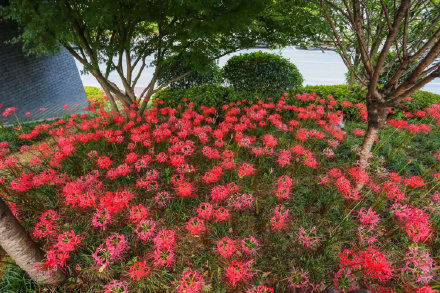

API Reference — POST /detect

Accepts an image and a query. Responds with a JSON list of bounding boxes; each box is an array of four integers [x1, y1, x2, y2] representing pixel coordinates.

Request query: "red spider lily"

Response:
[[176, 269, 205, 293], [92, 209, 112, 231], [2, 107, 17, 117], [339, 246, 393, 282], [127, 260, 151, 281], [1, 92, 438, 291], [216, 237, 236, 259], [186, 217, 206, 235], [393, 204, 433, 242], [213, 207, 230, 222], [224, 260, 254, 286], [128, 204, 149, 223], [104, 280, 128, 293]]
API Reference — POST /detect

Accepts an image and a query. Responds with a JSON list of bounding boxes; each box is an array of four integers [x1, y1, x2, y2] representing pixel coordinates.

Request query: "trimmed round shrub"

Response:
[[157, 55, 223, 89], [223, 51, 303, 93]]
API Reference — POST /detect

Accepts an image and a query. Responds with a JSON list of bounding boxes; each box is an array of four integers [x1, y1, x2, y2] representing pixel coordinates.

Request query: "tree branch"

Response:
[[380, 0, 393, 31], [351, 0, 373, 78], [370, 0, 411, 87], [320, 2, 361, 79], [389, 68, 440, 105], [392, 38, 440, 97], [131, 57, 147, 88], [409, 26, 440, 63]]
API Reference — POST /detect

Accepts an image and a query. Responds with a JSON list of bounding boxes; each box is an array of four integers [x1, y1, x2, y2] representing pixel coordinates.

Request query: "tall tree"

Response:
[[1, 0, 274, 114], [0, 197, 66, 285], [317, 0, 440, 188], [2, 1, 323, 115]]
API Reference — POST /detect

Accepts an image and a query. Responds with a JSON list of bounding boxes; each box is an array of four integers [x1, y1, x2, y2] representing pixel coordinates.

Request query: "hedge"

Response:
[[152, 84, 289, 110], [297, 85, 365, 104], [153, 85, 238, 109], [154, 84, 440, 120], [299, 85, 440, 116]]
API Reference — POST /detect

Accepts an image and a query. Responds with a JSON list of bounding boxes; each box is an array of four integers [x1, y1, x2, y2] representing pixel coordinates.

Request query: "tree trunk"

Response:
[[347, 69, 357, 90], [101, 85, 120, 114], [356, 93, 389, 191], [358, 124, 379, 170], [0, 198, 66, 285], [347, 55, 361, 90], [138, 90, 155, 115]]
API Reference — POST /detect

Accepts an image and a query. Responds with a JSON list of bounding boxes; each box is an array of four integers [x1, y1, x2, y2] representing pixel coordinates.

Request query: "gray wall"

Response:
[[0, 21, 87, 124]]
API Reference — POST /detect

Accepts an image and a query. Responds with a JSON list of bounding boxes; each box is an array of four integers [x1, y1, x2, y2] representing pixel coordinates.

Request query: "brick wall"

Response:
[[0, 20, 87, 124]]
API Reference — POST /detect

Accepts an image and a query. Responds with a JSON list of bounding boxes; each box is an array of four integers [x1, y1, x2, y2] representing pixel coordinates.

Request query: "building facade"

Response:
[[0, 19, 87, 124]]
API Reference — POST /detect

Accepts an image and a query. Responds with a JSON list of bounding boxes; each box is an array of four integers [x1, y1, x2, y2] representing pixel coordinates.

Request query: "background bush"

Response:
[[157, 55, 223, 89], [405, 90, 440, 111], [153, 84, 286, 110], [84, 86, 107, 106], [84, 86, 103, 100], [153, 85, 230, 109], [223, 51, 303, 93], [155, 83, 440, 122], [298, 84, 366, 103], [299, 85, 440, 113]]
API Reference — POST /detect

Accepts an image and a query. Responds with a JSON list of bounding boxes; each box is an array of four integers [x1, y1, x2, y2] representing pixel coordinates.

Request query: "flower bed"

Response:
[[0, 93, 439, 292]]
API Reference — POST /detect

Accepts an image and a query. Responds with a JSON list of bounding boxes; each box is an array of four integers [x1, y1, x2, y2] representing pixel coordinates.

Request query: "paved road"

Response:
[[75, 47, 440, 95]]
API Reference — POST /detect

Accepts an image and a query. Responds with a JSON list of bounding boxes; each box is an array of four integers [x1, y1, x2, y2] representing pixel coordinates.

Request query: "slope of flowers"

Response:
[[0, 93, 439, 292]]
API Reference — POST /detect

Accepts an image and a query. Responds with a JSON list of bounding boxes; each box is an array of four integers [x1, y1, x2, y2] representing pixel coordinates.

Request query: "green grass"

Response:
[[0, 121, 49, 153], [0, 264, 39, 293]]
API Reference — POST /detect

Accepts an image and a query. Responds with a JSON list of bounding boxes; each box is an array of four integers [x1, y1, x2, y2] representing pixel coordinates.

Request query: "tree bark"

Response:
[[356, 93, 389, 191], [347, 68, 357, 90], [138, 90, 155, 115], [347, 62, 360, 90], [359, 124, 379, 170], [0, 198, 66, 285], [101, 85, 121, 115]]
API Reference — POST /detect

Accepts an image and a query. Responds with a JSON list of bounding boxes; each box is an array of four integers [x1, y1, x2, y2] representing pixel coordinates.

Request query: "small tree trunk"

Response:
[[358, 124, 379, 170], [138, 91, 154, 115], [0, 198, 66, 285], [101, 85, 120, 114], [347, 69, 357, 91], [356, 94, 389, 191], [347, 50, 361, 91]]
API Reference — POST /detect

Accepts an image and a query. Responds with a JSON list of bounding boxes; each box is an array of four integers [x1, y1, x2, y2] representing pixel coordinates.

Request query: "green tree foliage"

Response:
[[0, 0, 264, 113], [1, 0, 322, 114], [157, 54, 223, 89], [248, 0, 326, 48]]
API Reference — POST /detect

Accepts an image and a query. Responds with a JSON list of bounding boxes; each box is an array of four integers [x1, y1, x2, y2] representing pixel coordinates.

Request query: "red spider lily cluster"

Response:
[[0, 92, 439, 292]]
